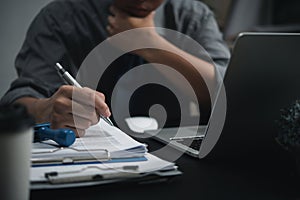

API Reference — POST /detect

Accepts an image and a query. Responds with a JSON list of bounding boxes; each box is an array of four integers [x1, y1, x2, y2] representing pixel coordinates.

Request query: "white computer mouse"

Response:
[[125, 117, 158, 133]]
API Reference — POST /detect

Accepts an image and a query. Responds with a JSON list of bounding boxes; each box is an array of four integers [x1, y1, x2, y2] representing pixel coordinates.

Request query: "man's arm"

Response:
[[133, 33, 215, 105], [15, 86, 111, 137], [107, 6, 221, 106]]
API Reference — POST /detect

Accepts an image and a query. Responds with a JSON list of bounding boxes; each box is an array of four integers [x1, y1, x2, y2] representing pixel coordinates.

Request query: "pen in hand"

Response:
[[55, 63, 114, 126]]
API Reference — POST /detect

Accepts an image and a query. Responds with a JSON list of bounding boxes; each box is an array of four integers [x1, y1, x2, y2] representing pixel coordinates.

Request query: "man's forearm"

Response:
[[135, 32, 216, 105]]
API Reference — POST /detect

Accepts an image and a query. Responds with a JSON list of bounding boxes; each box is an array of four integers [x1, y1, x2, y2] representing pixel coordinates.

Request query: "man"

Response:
[[1, 0, 230, 136]]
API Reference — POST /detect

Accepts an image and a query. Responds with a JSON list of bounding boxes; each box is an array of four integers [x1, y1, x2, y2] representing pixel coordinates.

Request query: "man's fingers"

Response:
[[71, 87, 101, 104], [109, 5, 116, 15], [110, 5, 126, 17], [70, 115, 93, 130], [110, 5, 122, 16], [55, 85, 74, 99], [52, 85, 110, 132], [107, 25, 114, 35], [56, 85, 97, 107], [108, 15, 116, 26], [75, 87, 110, 117], [94, 92, 111, 117], [51, 113, 94, 131], [51, 94, 99, 124], [71, 101, 99, 124], [68, 87, 111, 117], [107, 16, 116, 35], [75, 129, 86, 138]]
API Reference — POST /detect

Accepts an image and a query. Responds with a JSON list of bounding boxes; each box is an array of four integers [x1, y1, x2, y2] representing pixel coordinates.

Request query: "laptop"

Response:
[[145, 33, 300, 160]]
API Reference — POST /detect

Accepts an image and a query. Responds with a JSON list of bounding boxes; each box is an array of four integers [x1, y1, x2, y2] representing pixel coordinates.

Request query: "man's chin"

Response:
[[128, 10, 151, 18]]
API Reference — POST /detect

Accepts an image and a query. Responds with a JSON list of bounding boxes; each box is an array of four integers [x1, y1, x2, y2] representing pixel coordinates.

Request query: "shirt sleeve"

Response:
[[188, 1, 231, 79], [163, 0, 230, 80], [1, 3, 70, 105]]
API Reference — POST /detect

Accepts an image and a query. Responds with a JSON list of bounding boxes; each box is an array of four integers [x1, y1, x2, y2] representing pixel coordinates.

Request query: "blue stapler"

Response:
[[34, 123, 76, 147]]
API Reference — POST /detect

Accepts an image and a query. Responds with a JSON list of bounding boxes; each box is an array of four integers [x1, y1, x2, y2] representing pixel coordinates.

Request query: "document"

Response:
[[30, 120, 181, 189], [31, 120, 147, 165]]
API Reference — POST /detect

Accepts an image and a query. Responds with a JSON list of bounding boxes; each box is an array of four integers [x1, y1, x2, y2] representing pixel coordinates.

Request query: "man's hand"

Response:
[[107, 5, 160, 55], [107, 5, 156, 36], [16, 86, 111, 137]]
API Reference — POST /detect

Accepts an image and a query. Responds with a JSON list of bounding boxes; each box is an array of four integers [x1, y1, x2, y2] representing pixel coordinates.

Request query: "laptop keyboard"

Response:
[[175, 137, 203, 151]]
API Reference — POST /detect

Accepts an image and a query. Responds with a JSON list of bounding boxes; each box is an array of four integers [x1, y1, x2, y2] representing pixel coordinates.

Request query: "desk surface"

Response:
[[31, 139, 300, 200]]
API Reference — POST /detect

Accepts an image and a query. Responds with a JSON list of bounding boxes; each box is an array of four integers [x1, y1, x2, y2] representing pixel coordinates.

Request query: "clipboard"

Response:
[[30, 154, 182, 189], [31, 146, 111, 166], [31, 170, 182, 190]]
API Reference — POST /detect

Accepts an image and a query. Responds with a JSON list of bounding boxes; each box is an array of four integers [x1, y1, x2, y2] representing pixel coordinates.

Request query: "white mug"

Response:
[[0, 104, 34, 200]]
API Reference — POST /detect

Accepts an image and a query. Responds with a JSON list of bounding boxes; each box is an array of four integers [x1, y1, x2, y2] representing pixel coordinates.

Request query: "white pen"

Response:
[[55, 63, 114, 126]]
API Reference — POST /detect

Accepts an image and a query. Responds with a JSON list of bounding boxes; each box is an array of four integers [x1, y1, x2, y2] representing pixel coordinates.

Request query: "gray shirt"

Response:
[[1, 0, 230, 125]]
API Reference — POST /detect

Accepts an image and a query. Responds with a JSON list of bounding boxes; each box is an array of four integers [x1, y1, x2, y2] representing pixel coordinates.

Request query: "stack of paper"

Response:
[[31, 120, 181, 188], [32, 120, 148, 165]]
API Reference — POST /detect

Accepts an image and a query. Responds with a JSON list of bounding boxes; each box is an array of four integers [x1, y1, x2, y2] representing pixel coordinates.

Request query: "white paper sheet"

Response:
[[32, 120, 148, 163]]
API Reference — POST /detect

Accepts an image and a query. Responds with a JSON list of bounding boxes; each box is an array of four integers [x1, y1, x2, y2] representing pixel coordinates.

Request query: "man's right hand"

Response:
[[15, 85, 111, 137]]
